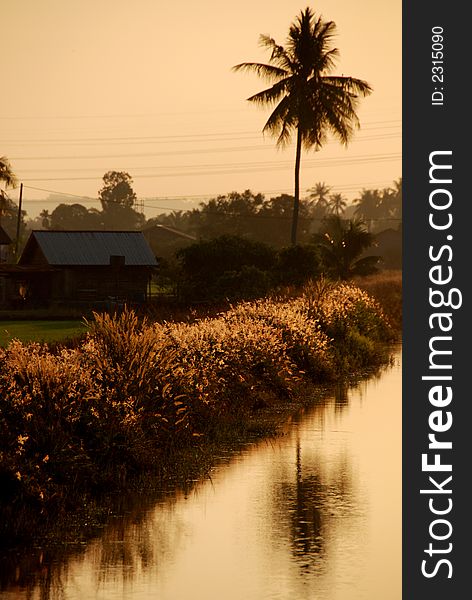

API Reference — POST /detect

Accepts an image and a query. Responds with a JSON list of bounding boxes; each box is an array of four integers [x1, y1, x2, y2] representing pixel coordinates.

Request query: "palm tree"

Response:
[[327, 192, 347, 217], [307, 181, 331, 209], [0, 156, 17, 190], [0, 157, 18, 226], [353, 188, 382, 227], [233, 7, 372, 244], [314, 215, 380, 279]]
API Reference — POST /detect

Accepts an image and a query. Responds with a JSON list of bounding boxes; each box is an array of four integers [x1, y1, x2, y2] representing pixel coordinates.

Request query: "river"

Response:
[[0, 347, 401, 600]]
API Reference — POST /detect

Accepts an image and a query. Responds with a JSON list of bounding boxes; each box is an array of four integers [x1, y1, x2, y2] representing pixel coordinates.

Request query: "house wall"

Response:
[[23, 244, 48, 266], [57, 267, 150, 302]]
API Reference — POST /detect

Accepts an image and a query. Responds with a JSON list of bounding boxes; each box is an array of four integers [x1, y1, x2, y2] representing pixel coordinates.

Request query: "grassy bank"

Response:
[[354, 270, 402, 332], [0, 280, 396, 544], [0, 320, 86, 347]]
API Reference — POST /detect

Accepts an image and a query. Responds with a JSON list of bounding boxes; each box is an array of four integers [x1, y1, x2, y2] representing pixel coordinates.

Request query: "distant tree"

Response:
[[306, 182, 332, 228], [327, 193, 347, 217], [274, 244, 320, 286], [307, 182, 331, 211], [47, 203, 103, 230], [0, 195, 25, 245], [314, 215, 380, 280], [144, 189, 332, 249], [177, 235, 276, 301], [258, 194, 293, 246], [152, 210, 190, 231], [380, 178, 402, 223], [354, 179, 402, 232], [40, 209, 51, 229], [233, 7, 372, 244], [259, 194, 316, 246], [195, 190, 265, 239], [353, 189, 382, 225], [0, 156, 17, 190], [0, 156, 18, 229], [98, 171, 144, 230], [99, 171, 137, 211]]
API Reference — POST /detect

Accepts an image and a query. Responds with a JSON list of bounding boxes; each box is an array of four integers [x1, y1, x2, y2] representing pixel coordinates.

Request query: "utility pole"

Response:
[[15, 183, 23, 258]]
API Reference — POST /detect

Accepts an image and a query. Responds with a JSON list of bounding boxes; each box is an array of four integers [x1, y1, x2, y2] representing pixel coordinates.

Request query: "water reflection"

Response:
[[0, 349, 401, 600], [280, 453, 327, 569]]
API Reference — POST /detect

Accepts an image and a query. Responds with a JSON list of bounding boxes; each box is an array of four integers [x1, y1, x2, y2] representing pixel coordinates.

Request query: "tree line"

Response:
[[2, 5, 400, 269]]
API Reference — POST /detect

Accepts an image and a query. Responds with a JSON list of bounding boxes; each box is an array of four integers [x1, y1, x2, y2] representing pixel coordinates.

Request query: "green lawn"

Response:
[[0, 320, 87, 347]]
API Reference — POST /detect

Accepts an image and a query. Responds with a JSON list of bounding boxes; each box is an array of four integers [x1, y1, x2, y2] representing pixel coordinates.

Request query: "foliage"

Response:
[[98, 171, 144, 230], [149, 189, 333, 250], [35, 173, 145, 232], [0, 282, 393, 526], [314, 216, 380, 279], [0, 156, 25, 250], [177, 235, 276, 301], [301, 278, 392, 370], [0, 156, 17, 190], [99, 171, 137, 211], [233, 7, 372, 243], [354, 178, 402, 232], [327, 193, 347, 217], [0, 194, 26, 246], [273, 244, 320, 286], [353, 270, 402, 331], [44, 203, 103, 230]]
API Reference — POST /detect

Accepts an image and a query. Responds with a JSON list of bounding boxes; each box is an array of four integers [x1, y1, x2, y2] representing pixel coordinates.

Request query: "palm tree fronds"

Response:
[[232, 61, 287, 81], [233, 7, 372, 244], [262, 96, 296, 147], [0, 157, 18, 190], [323, 76, 373, 96], [246, 78, 291, 105], [258, 34, 294, 70]]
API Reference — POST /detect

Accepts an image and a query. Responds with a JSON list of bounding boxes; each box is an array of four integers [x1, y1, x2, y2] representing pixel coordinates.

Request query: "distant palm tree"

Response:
[[0, 156, 18, 225], [327, 192, 347, 217], [314, 215, 380, 279], [353, 188, 382, 227], [307, 182, 331, 209], [233, 7, 372, 244], [0, 156, 17, 190]]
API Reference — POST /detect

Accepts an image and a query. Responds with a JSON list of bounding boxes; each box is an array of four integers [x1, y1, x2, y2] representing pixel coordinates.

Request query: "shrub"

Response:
[[273, 244, 320, 286], [177, 235, 276, 301], [0, 282, 393, 522]]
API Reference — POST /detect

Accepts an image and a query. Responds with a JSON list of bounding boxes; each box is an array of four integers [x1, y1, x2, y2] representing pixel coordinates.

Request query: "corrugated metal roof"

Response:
[[28, 231, 157, 266]]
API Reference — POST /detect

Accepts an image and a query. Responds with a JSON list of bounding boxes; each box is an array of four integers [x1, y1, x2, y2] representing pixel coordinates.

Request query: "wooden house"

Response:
[[9, 230, 158, 307], [0, 226, 13, 306], [0, 225, 12, 263]]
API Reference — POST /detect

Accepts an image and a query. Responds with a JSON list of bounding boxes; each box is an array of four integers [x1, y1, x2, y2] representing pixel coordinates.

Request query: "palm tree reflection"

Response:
[[274, 425, 354, 575]]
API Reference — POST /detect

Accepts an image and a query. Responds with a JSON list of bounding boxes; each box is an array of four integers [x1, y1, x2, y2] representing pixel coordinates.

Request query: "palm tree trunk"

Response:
[[291, 127, 303, 245]]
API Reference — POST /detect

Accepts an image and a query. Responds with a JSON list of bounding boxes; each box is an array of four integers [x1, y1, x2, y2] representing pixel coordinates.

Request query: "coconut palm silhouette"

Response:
[[233, 7, 372, 244]]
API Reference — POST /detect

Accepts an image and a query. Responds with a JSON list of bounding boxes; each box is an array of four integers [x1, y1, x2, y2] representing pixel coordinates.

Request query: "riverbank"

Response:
[[0, 279, 398, 546]]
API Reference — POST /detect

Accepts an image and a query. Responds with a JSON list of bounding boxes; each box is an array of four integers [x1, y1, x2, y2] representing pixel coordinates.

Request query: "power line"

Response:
[[10, 134, 401, 161], [9, 133, 400, 159], [0, 107, 402, 120], [22, 179, 398, 204], [17, 153, 400, 182], [3, 121, 401, 145], [16, 148, 401, 176], [22, 186, 96, 201]]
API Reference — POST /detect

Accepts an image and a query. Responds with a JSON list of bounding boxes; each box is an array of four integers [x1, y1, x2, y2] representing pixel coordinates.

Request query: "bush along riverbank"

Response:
[[0, 280, 395, 545]]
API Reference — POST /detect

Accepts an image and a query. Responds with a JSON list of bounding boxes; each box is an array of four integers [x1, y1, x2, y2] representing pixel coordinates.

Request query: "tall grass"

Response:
[[353, 270, 402, 332], [0, 281, 394, 540]]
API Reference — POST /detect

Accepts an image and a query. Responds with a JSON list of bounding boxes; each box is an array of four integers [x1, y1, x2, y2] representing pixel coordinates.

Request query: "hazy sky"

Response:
[[2, 0, 401, 219]]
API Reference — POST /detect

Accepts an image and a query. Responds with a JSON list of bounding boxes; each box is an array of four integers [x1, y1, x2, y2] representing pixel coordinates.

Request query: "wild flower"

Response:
[[0, 282, 392, 511]]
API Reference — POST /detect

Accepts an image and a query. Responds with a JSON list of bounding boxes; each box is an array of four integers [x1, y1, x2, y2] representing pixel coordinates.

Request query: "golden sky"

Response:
[[2, 0, 401, 219]]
